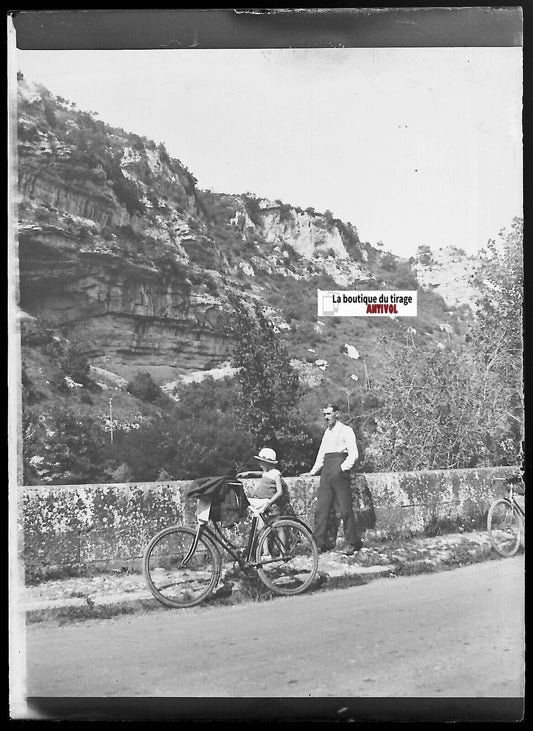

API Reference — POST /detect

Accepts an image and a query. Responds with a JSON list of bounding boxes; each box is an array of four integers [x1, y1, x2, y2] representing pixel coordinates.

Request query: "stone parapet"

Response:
[[19, 466, 521, 579]]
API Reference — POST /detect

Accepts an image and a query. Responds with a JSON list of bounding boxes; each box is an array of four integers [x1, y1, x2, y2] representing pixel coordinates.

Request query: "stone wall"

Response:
[[359, 466, 520, 539], [19, 466, 521, 579]]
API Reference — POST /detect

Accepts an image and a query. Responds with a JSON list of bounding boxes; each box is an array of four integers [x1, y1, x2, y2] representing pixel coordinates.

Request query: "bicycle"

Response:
[[487, 475, 525, 557], [143, 499, 319, 608]]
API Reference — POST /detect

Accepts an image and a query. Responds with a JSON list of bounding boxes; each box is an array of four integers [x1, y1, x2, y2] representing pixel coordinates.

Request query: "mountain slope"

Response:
[[16, 74, 479, 396]]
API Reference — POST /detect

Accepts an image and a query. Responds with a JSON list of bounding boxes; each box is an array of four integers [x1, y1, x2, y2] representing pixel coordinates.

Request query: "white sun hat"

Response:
[[253, 447, 278, 465]]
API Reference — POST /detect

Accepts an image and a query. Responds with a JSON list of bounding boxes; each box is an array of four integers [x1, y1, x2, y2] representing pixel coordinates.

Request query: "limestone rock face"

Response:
[[413, 246, 480, 309], [252, 206, 366, 287], [259, 207, 347, 259], [17, 78, 235, 383], [19, 164, 125, 227], [14, 76, 391, 384], [18, 220, 230, 382]]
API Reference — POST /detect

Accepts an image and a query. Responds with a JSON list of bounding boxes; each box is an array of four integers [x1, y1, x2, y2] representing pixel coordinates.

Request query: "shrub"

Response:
[[380, 253, 397, 271], [365, 339, 521, 471], [417, 245, 433, 266], [20, 317, 55, 347], [323, 209, 337, 232], [173, 376, 239, 417], [22, 405, 109, 485], [116, 411, 253, 481], [126, 372, 163, 403], [58, 345, 93, 387], [18, 122, 41, 144], [21, 361, 43, 405], [270, 418, 319, 476], [278, 203, 293, 223], [43, 100, 58, 129], [158, 142, 171, 165], [112, 175, 145, 215], [243, 194, 263, 226], [37, 335, 96, 391]]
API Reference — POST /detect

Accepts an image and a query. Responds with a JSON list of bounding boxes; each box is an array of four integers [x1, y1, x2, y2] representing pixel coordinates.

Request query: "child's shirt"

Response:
[[251, 468, 281, 499]]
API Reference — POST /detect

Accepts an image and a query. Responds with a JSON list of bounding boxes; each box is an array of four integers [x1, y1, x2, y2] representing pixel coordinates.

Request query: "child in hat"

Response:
[[237, 447, 290, 557]]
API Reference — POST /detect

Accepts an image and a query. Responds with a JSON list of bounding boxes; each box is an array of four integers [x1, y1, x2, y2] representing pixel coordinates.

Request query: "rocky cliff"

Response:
[[16, 76, 388, 384], [412, 246, 481, 309]]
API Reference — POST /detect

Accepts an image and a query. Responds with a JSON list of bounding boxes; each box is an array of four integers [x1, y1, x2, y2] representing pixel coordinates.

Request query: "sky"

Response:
[[13, 46, 522, 259]]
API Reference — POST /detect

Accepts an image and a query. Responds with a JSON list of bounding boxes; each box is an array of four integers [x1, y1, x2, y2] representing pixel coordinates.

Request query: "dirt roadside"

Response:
[[19, 530, 513, 625]]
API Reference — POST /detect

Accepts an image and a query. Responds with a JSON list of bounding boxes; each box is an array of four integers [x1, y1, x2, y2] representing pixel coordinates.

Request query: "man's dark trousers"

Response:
[[314, 452, 360, 549]]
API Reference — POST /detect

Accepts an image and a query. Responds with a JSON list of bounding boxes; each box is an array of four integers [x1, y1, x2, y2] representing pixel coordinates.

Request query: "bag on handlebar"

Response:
[[188, 475, 249, 526]]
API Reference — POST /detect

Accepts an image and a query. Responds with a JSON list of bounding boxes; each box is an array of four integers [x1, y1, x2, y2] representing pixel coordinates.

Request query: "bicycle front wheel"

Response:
[[256, 518, 318, 596], [143, 526, 221, 608], [487, 499, 523, 557]]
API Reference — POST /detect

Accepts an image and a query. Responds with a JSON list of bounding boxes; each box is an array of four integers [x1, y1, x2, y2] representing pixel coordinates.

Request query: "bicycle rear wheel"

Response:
[[256, 518, 318, 596], [143, 526, 221, 608], [487, 498, 523, 557]]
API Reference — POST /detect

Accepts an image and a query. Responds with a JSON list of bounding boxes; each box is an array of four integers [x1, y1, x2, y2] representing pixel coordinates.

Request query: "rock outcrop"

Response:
[[413, 246, 480, 309]]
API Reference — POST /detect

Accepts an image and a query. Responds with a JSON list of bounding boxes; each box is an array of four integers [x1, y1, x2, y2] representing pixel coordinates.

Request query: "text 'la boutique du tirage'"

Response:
[[317, 290, 417, 317]]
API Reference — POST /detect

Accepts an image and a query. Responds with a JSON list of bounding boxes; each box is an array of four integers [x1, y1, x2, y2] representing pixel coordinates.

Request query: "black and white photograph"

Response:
[[8, 8, 524, 722]]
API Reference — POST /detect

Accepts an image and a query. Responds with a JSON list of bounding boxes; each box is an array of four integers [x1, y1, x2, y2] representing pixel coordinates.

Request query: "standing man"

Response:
[[301, 403, 362, 555]]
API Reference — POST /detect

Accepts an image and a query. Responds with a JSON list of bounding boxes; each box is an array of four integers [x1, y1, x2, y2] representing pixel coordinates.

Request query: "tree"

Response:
[[470, 218, 523, 371], [367, 218, 524, 473], [467, 217, 524, 463], [227, 295, 315, 467]]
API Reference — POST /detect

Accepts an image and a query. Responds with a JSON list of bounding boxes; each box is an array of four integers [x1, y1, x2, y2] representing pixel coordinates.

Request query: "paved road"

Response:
[[24, 557, 524, 699]]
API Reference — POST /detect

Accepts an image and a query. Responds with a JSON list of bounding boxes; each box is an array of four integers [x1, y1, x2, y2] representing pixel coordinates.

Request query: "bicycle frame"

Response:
[[511, 489, 525, 520], [493, 477, 525, 519], [183, 509, 286, 570]]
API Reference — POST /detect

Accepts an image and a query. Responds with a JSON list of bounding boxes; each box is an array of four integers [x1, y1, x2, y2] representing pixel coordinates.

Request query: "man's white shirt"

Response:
[[309, 421, 358, 475]]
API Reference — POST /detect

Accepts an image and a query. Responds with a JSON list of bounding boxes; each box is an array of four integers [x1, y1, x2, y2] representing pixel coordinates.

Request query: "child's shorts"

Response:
[[247, 497, 284, 529]]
